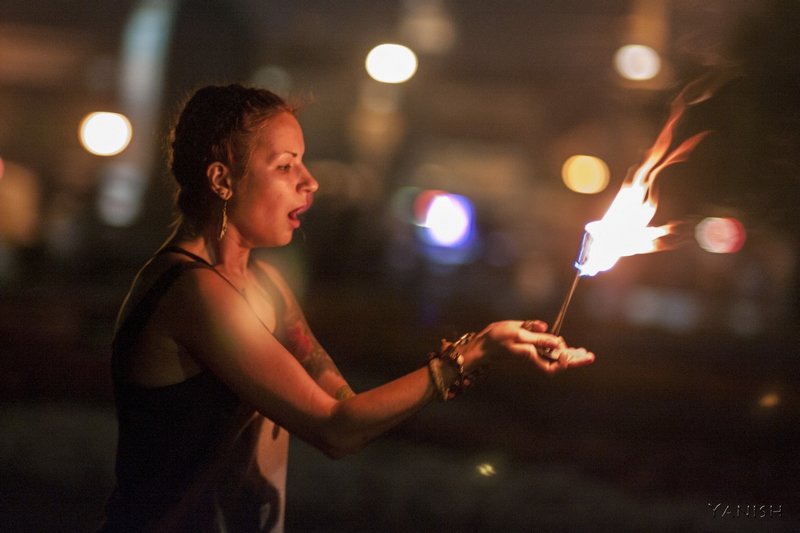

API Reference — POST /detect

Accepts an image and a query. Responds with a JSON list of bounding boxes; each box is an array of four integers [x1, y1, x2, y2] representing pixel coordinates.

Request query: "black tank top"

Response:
[[99, 247, 288, 532]]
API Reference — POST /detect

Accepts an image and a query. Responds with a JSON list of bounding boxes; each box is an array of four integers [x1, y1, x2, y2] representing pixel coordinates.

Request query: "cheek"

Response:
[[237, 187, 282, 219], [254, 185, 286, 211]]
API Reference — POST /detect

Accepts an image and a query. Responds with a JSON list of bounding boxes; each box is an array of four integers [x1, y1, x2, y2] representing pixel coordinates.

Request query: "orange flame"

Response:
[[577, 78, 718, 277]]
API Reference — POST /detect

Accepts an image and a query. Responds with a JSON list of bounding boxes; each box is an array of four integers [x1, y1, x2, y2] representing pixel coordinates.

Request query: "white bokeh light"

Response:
[[614, 44, 661, 81], [79, 112, 133, 156], [365, 43, 418, 84], [421, 192, 472, 247]]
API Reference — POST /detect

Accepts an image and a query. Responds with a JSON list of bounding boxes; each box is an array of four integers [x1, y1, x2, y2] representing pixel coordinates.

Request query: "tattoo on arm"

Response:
[[287, 321, 353, 397], [302, 343, 339, 380], [253, 261, 356, 398], [305, 343, 355, 399]]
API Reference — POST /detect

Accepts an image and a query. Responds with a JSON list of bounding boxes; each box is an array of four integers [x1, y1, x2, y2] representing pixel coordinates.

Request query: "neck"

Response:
[[166, 223, 252, 278]]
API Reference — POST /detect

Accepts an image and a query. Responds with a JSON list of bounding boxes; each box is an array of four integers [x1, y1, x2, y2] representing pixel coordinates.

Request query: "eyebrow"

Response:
[[270, 150, 298, 162]]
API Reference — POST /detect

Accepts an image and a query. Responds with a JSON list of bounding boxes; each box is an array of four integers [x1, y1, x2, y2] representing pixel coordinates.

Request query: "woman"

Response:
[[98, 84, 595, 532]]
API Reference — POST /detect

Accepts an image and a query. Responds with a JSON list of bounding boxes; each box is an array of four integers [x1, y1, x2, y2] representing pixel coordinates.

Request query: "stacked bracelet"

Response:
[[427, 332, 484, 401]]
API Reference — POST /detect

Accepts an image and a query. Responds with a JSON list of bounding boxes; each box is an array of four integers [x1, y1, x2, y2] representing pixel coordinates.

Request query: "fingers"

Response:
[[516, 328, 563, 349], [551, 347, 596, 370], [509, 341, 596, 374], [520, 319, 548, 333], [533, 345, 562, 374], [562, 347, 596, 368], [507, 341, 561, 373], [484, 320, 596, 375]]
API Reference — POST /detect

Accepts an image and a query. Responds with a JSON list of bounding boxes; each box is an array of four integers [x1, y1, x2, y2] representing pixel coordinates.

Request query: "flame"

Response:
[[577, 78, 718, 277]]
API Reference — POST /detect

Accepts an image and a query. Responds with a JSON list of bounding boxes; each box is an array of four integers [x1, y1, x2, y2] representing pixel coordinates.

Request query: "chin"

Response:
[[271, 232, 295, 248]]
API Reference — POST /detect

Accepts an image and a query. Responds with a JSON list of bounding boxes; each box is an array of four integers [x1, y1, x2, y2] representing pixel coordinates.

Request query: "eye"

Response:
[[277, 164, 292, 172]]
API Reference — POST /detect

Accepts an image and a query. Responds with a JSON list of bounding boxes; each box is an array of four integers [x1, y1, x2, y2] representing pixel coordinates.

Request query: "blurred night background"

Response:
[[1, 0, 799, 531]]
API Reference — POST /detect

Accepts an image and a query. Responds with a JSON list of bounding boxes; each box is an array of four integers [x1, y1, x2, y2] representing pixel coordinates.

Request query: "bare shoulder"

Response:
[[165, 262, 246, 319], [115, 257, 235, 385], [126, 259, 243, 339], [251, 256, 289, 288], [250, 256, 301, 306]]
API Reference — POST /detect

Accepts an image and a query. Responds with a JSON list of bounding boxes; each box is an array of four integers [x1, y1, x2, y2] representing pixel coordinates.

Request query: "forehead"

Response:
[[252, 111, 304, 153]]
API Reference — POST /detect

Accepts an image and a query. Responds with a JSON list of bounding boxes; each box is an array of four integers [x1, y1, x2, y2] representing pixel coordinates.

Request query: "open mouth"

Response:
[[288, 203, 311, 224]]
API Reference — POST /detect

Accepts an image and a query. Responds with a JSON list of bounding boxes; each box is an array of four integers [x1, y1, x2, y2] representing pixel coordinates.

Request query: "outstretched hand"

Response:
[[468, 319, 595, 375]]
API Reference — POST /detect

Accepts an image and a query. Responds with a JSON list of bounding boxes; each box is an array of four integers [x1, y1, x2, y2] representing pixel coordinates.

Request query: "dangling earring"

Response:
[[218, 199, 228, 241]]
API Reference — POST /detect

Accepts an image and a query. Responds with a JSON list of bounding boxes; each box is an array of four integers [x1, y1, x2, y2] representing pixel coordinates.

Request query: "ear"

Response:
[[207, 162, 233, 200]]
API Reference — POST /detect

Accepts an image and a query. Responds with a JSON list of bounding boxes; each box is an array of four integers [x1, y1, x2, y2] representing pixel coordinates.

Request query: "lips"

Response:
[[288, 199, 313, 227]]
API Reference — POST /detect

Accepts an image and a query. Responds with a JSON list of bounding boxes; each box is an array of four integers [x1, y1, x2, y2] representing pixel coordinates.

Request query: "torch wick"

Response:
[[550, 271, 581, 337]]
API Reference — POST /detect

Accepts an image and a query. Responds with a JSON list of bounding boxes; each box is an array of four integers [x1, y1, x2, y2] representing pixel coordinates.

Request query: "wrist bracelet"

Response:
[[427, 332, 483, 401], [427, 358, 449, 401]]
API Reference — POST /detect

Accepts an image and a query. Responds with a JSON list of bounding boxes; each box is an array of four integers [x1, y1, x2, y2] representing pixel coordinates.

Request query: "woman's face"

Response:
[[227, 112, 318, 247]]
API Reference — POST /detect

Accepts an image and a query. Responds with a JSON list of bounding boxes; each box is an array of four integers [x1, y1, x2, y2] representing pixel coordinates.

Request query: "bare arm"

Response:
[[168, 269, 593, 459], [253, 260, 355, 400]]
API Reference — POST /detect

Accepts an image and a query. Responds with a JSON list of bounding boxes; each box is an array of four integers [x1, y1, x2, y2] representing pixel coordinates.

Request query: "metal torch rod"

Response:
[[539, 271, 581, 362], [550, 271, 581, 337]]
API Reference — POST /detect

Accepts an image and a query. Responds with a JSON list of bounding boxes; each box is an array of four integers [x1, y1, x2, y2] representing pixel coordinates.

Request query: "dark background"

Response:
[[1, 1, 798, 531]]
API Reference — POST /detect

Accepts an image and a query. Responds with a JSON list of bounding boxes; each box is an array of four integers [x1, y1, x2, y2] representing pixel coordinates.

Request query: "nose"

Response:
[[300, 166, 319, 193]]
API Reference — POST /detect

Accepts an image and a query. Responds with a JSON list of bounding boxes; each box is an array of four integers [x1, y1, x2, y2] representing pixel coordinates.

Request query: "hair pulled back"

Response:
[[169, 84, 294, 234]]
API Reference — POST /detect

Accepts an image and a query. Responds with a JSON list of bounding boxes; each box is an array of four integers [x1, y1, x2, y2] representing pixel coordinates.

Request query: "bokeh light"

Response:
[[0, 160, 40, 246], [414, 190, 474, 247], [613, 44, 661, 81], [251, 64, 292, 95], [79, 112, 133, 156], [695, 217, 746, 253], [365, 43, 418, 84], [623, 286, 700, 333], [476, 463, 497, 477], [759, 392, 780, 409], [561, 155, 610, 194], [97, 162, 145, 227], [398, 1, 457, 55]]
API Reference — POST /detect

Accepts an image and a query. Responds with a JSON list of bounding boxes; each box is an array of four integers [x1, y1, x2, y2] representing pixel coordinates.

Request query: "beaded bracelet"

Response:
[[427, 332, 483, 401]]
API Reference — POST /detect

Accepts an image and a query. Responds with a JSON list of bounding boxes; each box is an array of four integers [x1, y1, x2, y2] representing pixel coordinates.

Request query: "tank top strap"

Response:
[[158, 245, 258, 297], [158, 245, 212, 266], [160, 245, 288, 328]]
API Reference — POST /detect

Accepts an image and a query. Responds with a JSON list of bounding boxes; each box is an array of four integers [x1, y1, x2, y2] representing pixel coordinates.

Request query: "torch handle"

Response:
[[550, 271, 581, 337], [540, 271, 581, 361]]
